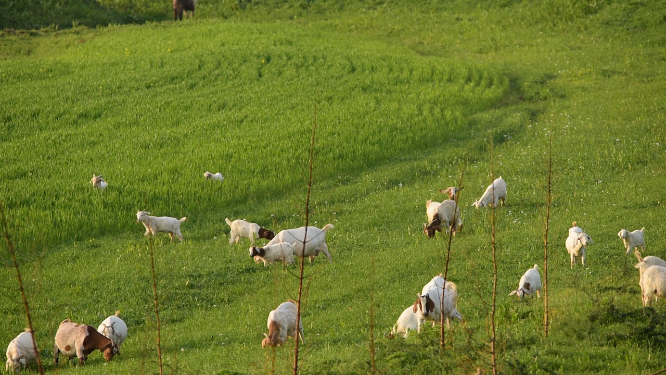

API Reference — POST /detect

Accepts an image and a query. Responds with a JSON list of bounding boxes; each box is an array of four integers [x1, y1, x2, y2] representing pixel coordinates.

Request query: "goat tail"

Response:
[[115, 310, 121, 317], [533, 264, 539, 270], [225, 218, 233, 226], [180, 217, 187, 222], [322, 224, 334, 232], [445, 281, 458, 293]]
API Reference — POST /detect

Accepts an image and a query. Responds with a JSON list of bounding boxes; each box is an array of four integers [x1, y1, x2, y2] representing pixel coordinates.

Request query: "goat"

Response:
[[423, 199, 462, 238], [472, 176, 507, 209], [204, 171, 224, 181], [635, 261, 666, 307], [565, 222, 593, 268], [226, 218, 275, 245], [618, 228, 645, 255], [97, 311, 128, 354], [413, 275, 462, 332], [5, 330, 37, 372], [249, 242, 295, 266], [264, 224, 334, 262], [509, 264, 541, 299], [54, 319, 117, 366], [391, 306, 420, 338], [90, 174, 107, 189], [136, 210, 187, 242], [439, 186, 463, 201], [262, 301, 304, 347]]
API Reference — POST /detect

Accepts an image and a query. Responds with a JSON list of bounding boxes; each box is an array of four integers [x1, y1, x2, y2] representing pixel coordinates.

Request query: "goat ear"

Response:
[[509, 290, 517, 296], [412, 297, 420, 313], [263, 333, 269, 338]]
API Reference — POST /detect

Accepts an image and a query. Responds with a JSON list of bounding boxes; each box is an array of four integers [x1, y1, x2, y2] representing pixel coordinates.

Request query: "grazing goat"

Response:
[[635, 261, 666, 307], [5, 330, 37, 372], [173, 0, 196, 20], [439, 186, 463, 201], [565, 222, 593, 268], [423, 200, 462, 238], [97, 311, 128, 354], [618, 228, 645, 255], [413, 275, 462, 332], [472, 176, 507, 209], [136, 211, 187, 242], [90, 174, 107, 189], [262, 301, 304, 347], [510, 264, 541, 299], [265, 224, 334, 262], [204, 171, 224, 181], [391, 306, 420, 338], [249, 242, 295, 266], [226, 218, 275, 245], [54, 319, 117, 366], [634, 250, 666, 279]]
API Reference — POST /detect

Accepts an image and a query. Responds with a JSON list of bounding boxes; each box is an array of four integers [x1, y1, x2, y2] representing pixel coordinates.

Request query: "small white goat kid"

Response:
[[391, 306, 420, 338], [634, 261, 666, 307], [265, 224, 334, 262], [136, 211, 187, 242], [618, 228, 645, 255], [249, 242, 296, 266], [510, 264, 542, 299], [97, 311, 128, 354], [90, 174, 107, 189], [262, 301, 304, 347], [5, 330, 37, 372], [204, 172, 224, 181], [565, 222, 594, 268], [472, 176, 507, 209], [225, 218, 275, 245]]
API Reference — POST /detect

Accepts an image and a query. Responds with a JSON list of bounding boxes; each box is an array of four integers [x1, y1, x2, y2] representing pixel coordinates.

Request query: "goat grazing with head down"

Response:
[[423, 200, 462, 238], [5, 329, 37, 372], [261, 301, 304, 347], [226, 218, 275, 245], [97, 311, 128, 354], [54, 319, 117, 366]]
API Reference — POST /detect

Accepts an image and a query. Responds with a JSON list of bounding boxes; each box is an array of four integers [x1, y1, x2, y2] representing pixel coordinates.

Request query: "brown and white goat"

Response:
[[439, 186, 463, 201], [54, 319, 117, 366], [423, 200, 462, 238], [173, 0, 196, 20], [261, 301, 304, 348], [90, 174, 107, 189]]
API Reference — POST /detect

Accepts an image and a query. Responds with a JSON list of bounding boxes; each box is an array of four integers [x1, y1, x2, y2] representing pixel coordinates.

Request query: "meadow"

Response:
[[1, 0, 666, 374]]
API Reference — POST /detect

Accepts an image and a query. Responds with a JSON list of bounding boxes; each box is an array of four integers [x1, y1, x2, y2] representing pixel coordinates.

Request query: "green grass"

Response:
[[1, 0, 666, 374]]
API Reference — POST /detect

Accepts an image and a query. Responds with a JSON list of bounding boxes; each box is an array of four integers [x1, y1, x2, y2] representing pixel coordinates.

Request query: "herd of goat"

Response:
[[3, 173, 661, 371]]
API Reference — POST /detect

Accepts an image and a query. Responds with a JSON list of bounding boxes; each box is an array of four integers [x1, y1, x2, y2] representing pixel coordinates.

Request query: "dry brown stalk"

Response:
[[0, 204, 45, 375], [543, 132, 553, 337]]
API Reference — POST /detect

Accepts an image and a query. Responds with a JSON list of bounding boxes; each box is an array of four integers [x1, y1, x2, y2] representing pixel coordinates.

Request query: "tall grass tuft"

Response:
[[0, 204, 44, 375]]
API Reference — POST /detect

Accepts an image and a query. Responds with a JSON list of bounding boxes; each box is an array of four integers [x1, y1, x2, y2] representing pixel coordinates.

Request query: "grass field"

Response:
[[1, 0, 666, 374]]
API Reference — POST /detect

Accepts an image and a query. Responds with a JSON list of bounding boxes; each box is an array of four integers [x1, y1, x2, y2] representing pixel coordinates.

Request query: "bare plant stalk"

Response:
[[0, 205, 45, 375], [369, 247, 376, 375], [489, 136, 498, 375], [440, 160, 467, 348], [543, 132, 553, 337], [293, 106, 318, 375], [148, 237, 164, 375]]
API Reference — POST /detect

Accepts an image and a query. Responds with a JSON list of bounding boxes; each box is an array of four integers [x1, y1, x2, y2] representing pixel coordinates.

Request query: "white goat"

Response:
[[204, 172, 224, 181], [634, 261, 666, 307], [90, 174, 107, 189], [618, 228, 645, 255], [249, 242, 296, 266], [472, 176, 507, 209], [413, 275, 462, 332], [5, 330, 37, 372], [97, 311, 128, 354], [439, 186, 463, 201], [634, 250, 666, 278], [391, 306, 420, 338], [265, 224, 334, 262], [261, 301, 304, 347], [510, 264, 541, 299], [565, 222, 593, 268], [136, 211, 187, 242], [423, 200, 462, 238], [225, 218, 275, 245]]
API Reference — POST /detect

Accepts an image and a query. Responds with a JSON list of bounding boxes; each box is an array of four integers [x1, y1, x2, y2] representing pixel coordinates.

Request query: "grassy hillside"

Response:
[[1, 0, 666, 374]]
